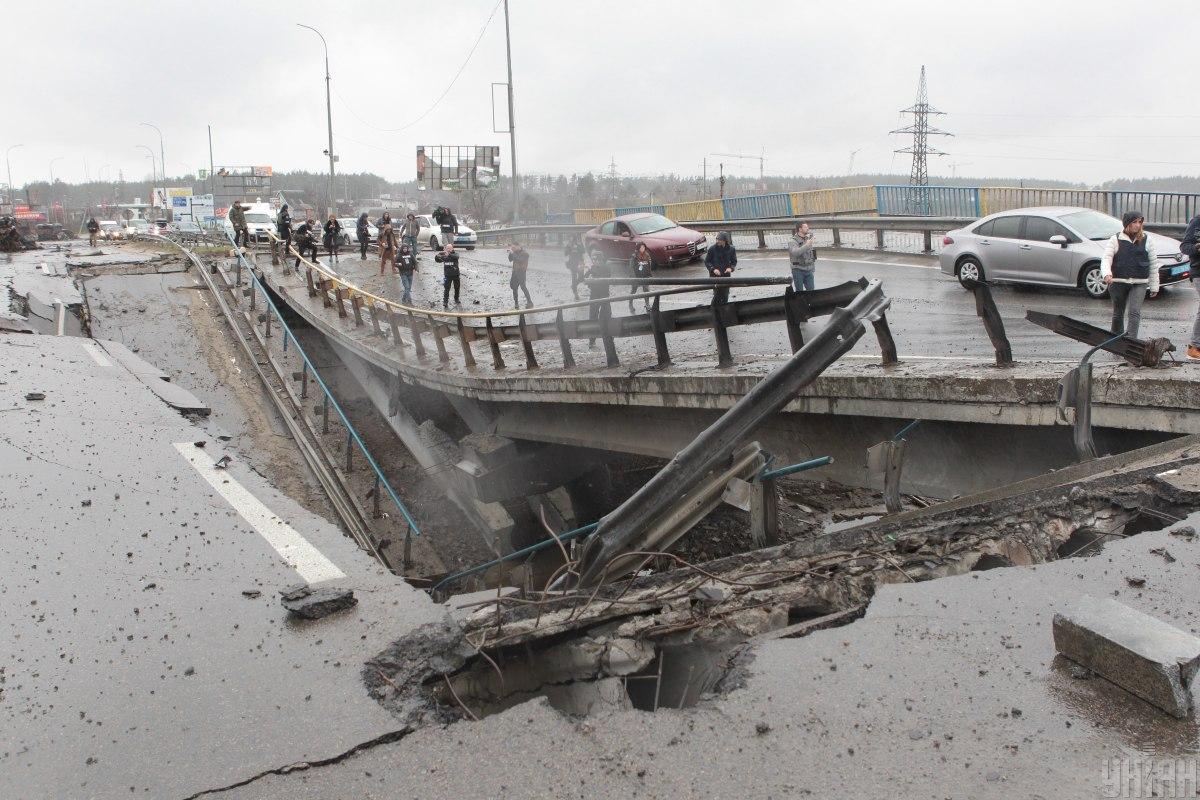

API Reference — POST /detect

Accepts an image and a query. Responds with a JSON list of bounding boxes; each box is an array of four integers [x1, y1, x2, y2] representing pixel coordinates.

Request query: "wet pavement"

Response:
[[0, 334, 441, 799]]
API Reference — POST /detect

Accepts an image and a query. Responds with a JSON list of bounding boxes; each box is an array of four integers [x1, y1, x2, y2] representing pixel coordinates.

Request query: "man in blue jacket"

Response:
[[705, 231, 737, 304], [1181, 213, 1200, 359]]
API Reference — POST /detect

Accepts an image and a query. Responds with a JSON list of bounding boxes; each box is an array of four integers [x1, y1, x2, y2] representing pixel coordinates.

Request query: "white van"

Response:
[[223, 201, 277, 242]]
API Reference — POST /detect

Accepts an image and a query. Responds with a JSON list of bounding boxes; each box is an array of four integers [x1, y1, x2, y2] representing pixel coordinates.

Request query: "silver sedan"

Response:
[[939, 206, 1190, 299]]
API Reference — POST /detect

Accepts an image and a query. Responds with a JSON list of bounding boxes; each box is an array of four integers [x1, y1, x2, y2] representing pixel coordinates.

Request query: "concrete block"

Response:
[[460, 432, 519, 471], [545, 486, 577, 529], [1053, 596, 1200, 718], [280, 584, 357, 620]]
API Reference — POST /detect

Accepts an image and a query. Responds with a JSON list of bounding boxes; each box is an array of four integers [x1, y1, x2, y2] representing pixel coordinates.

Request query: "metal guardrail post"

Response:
[[334, 287, 348, 319], [650, 295, 671, 367], [305, 268, 317, 297], [351, 295, 364, 327], [923, 229, 934, 254], [485, 317, 505, 369], [757, 229, 767, 249], [782, 287, 808, 353], [871, 314, 899, 366], [711, 298, 734, 368], [961, 279, 1014, 366], [428, 315, 450, 364], [408, 313, 427, 360], [345, 430, 354, 473], [875, 229, 885, 250], [518, 314, 538, 369], [600, 302, 619, 367], [321, 400, 330, 434], [554, 309, 575, 368], [368, 301, 384, 336], [456, 318, 477, 368], [300, 363, 309, 399], [373, 476, 382, 519]]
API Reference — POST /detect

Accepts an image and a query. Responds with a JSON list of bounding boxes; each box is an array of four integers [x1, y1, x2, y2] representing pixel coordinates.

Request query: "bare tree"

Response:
[[462, 187, 502, 228]]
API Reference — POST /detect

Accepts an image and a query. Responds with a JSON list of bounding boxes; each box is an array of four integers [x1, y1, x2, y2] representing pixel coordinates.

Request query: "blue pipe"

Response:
[[758, 455, 832, 481], [892, 418, 921, 442], [431, 522, 599, 595]]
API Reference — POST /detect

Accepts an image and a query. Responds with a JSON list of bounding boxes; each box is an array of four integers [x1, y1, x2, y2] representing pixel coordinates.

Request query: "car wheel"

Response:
[[588, 246, 606, 267], [956, 256, 984, 288], [430, 235, 439, 251], [1080, 263, 1108, 299]]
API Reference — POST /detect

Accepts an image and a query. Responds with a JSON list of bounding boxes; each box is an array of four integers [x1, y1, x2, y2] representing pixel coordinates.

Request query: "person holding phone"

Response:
[[788, 221, 817, 291]]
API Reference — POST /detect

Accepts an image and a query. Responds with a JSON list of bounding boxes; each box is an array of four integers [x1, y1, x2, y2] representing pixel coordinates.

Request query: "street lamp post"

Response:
[[297, 24, 336, 217], [502, 0, 519, 223], [136, 145, 157, 217], [140, 122, 165, 186], [5, 144, 23, 208]]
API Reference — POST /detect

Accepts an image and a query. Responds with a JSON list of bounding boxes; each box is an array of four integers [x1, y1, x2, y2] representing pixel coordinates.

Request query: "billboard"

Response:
[[417, 146, 501, 191], [152, 187, 193, 209], [174, 194, 215, 223]]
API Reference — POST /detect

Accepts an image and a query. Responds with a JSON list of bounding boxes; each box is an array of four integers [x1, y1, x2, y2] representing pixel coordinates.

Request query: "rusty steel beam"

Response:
[[1025, 311, 1174, 367]]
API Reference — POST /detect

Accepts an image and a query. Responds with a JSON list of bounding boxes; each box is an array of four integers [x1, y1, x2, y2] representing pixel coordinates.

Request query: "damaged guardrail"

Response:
[[263, 231, 900, 372], [574, 279, 892, 587]]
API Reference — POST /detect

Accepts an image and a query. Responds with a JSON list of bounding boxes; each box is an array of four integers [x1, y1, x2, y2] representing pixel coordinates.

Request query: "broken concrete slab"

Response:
[[1053, 596, 1200, 718], [281, 584, 358, 619]]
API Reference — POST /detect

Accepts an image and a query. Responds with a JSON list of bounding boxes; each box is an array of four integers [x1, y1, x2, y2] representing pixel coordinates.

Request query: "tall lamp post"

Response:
[[5, 143, 23, 208], [297, 24, 336, 217], [48, 156, 63, 222], [139, 122, 165, 185], [136, 145, 157, 218], [502, 0, 519, 223]]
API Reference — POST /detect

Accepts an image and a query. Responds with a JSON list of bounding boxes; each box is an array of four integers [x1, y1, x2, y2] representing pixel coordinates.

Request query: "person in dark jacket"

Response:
[[277, 205, 293, 261], [378, 213, 396, 276], [564, 239, 586, 299], [229, 202, 249, 248], [293, 219, 318, 268], [1181, 213, 1200, 360], [627, 242, 654, 312], [322, 213, 342, 263], [508, 242, 534, 308], [433, 206, 458, 248], [705, 231, 737, 304], [403, 213, 421, 258], [581, 257, 612, 347], [356, 213, 371, 260], [86, 216, 100, 247], [397, 242, 417, 304], [435, 243, 461, 308]]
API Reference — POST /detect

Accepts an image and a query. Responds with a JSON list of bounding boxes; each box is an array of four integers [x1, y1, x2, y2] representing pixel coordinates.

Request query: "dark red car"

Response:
[[583, 213, 708, 268]]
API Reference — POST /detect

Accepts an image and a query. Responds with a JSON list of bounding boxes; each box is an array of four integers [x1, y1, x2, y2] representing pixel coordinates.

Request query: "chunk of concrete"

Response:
[[1053, 596, 1200, 718], [280, 584, 358, 620]]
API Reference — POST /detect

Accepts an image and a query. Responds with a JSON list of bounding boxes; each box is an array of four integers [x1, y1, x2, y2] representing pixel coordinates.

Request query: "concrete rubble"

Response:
[[281, 584, 359, 619], [1054, 596, 1200, 718]]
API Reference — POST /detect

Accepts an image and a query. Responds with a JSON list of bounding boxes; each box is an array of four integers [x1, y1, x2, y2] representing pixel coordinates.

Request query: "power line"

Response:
[[891, 65, 951, 213], [331, 0, 503, 134]]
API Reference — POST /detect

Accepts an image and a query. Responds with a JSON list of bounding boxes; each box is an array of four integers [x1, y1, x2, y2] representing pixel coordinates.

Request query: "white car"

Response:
[[98, 220, 123, 240], [123, 218, 153, 238], [338, 217, 377, 247], [414, 214, 477, 250]]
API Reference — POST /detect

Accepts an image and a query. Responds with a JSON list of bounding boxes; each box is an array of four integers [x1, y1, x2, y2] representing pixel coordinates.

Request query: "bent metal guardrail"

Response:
[[262, 231, 900, 371]]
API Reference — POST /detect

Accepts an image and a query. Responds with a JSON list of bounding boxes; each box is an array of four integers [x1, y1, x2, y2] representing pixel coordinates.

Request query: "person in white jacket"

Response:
[[1100, 210, 1158, 339]]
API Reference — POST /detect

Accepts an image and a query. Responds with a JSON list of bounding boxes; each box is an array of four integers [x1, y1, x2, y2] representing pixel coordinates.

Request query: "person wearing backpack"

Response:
[[627, 242, 654, 312], [277, 204, 293, 260], [1100, 210, 1158, 340], [378, 213, 396, 276], [355, 212, 371, 260], [86, 216, 100, 247], [788, 221, 817, 291], [1180, 212, 1200, 359]]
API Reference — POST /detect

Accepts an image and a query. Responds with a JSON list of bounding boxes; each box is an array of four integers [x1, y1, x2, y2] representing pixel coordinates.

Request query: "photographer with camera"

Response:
[[788, 221, 817, 291]]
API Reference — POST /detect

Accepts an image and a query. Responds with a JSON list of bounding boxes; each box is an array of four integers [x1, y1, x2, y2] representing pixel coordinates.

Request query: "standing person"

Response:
[[705, 231, 738, 304], [355, 212, 371, 260], [277, 204, 293, 260], [508, 242, 534, 308], [397, 242, 417, 304], [403, 212, 421, 258], [433, 206, 457, 248], [229, 201, 249, 248], [435, 243, 461, 308], [322, 213, 342, 263], [1180, 212, 1200, 359], [582, 257, 611, 347], [564, 238, 586, 299], [86, 216, 100, 247], [627, 242, 654, 312], [788, 221, 817, 291], [294, 219, 318, 268], [1101, 210, 1158, 340], [378, 213, 396, 276]]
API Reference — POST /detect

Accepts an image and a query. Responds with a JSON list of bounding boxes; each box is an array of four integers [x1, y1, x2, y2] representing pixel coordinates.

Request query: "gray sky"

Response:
[[5, 0, 1199, 187]]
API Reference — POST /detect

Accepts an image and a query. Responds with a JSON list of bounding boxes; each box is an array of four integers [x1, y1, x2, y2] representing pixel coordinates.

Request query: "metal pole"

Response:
[[503, 0, 519, 224], [140, 122, 165, 188], [5, 144, 23, 208], [298, 25, 336, 218], [208, 125, 215, 197], [135, 145, 156, 214], [48, 157, 63, 223]]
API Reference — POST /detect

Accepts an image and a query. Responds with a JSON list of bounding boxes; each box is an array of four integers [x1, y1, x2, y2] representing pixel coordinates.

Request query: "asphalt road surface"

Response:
[[320, 245, 1200, 364]]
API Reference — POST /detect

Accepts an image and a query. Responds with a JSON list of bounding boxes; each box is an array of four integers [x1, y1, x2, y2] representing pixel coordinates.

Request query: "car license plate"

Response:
[[1172, 265, 1189, 276]]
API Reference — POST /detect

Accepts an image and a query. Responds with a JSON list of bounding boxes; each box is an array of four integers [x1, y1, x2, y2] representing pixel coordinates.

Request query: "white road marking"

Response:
[[81, 340, 113, 367], [173, 442, 345, 584]]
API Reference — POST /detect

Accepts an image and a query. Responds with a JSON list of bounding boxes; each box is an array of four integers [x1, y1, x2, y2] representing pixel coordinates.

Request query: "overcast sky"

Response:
[[4, 0, 1198, 188]]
